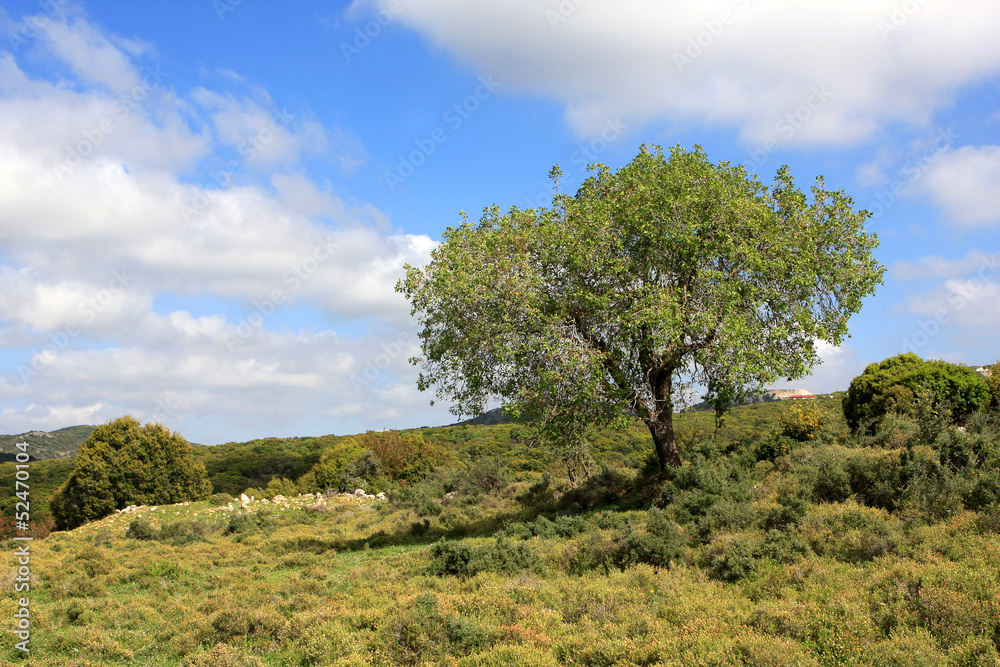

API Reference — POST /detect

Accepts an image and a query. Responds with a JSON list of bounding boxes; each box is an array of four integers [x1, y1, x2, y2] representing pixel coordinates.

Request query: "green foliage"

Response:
[[843, 353, 990, 434], [399, 144, 883, 469], [226, 509, 275, 535], [125, 517, 157, 541], [385, 593, 491, 664], [208, 492, 233, 506], [263, 476, 298, 498], [499, 514, 588, 540], [429, 538, 542, 578], [310, 436, 365, 492], [305, 430, 454, 494], [50, 416, 211, 530], [984, 361, 1000, 410], [780, 401, 830, 442]]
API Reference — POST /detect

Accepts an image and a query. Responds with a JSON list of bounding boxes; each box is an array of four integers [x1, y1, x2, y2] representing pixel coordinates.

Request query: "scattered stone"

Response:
[[354, 488, 366, 497], [272, 494, 285, 502], [240, 493, 250, 503], [376, 492, 387, 500]]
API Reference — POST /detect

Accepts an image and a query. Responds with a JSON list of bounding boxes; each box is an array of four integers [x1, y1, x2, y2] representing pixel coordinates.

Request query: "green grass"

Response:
[[5, 398, 1000, 665]]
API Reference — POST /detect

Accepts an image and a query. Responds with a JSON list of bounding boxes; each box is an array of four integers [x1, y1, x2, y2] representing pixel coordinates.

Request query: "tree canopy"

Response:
[[842, 353, 991, 434], [51, 416, 212, 530], [398, 144, 884, 468]]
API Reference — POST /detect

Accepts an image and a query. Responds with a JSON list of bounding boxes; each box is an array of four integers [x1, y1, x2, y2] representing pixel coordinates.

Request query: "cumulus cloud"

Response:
[[906, 279, 1000, 328], [0, 9, 444, 441], [355, 0, 1000, 144], [919, 145, 1000, 227], [801, 340, 865, 394], [892, 250, 1000, 281]]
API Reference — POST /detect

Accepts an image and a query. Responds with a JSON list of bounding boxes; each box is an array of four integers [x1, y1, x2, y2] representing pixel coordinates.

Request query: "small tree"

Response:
[[51, 416, 212, 530], [842, 353, 991, 434], [399, 145, 884, 469]]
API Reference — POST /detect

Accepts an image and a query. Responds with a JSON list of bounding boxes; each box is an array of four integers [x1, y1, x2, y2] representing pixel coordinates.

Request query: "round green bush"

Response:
[[842, 353, 990, 434]]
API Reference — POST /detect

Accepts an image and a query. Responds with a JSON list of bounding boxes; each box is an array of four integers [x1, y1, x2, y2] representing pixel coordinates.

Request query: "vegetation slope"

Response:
[[3, 391, 1000, 665]]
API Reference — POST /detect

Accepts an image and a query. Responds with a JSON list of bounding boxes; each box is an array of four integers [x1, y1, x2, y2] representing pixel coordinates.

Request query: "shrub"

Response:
[[751, 433, 796, 462], [458, 457, 511, 495], [499, 514, 587, 540], [983, 361, 1000, 410], [428, 538, 542, 578], [842, 353, 990, 434], [225, 510, 275, 535], [183, 644, 267, 667], [384, 592, 491, 664], [516, 473, 557, 506], [780, 402, 829, 442], [50, 416, 212, 530], [263, 476, 298, 499], [703, 534, 760, 582], [208, 492, 233, 506], [125, 517, 157, 541]]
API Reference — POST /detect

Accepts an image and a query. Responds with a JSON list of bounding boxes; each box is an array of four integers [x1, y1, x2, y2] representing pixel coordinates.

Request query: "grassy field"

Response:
[[4, 396, 1000, 665]]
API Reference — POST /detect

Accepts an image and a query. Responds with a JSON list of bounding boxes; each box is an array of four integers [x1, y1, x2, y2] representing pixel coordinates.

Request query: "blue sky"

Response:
[[0, 0, 998, 444]]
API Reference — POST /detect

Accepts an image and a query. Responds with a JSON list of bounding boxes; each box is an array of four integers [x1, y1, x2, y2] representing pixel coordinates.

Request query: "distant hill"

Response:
[[0, 425, 96, 460], [686, 388, 823, 412], [450, 407, 517, 427]]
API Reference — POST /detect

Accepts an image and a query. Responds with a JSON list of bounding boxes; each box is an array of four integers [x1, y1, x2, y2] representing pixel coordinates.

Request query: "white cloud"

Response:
[[801, 340, 864, 393], [359, 0, 1000, 144], [891, 250, 1000, 281], [906, 279, 1000, 327], [920, 145, 1000, 227], [0, 10, 447, 442], [38, 14, 148, 93]]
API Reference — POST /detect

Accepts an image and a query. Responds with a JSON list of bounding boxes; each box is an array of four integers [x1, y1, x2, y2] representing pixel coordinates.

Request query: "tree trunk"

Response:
[[648, 415, 682, 469]]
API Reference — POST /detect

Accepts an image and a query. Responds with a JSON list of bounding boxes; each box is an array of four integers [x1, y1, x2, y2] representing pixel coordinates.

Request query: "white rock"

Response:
[[354, 488, 366, 497], [272, 494, 285, 502], [376, 492, 387, 500], [240, 493, 250, 502]]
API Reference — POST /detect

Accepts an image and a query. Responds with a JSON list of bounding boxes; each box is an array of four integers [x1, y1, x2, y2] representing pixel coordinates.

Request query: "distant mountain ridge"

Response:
[[0, 425, 96, 460]]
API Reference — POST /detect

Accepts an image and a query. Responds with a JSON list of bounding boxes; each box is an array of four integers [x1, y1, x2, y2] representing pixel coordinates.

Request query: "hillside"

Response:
[[0, 424, 95, 460], [4, 394, 1000, 664]]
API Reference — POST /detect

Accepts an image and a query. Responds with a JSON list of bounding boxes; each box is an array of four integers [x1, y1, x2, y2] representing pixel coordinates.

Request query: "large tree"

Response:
[[398, 145, 884, 468], [51, 416, 212, 530]]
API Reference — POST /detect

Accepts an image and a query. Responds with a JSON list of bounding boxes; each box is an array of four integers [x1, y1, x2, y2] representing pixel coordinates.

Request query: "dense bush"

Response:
[[428, 538, 542, 577], [842, 353, 990, 434], [50, 416, 212, 530]]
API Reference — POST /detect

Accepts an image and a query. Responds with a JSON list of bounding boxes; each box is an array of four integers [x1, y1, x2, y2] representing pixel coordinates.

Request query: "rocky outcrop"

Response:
[[760, 388, 816, 401]]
